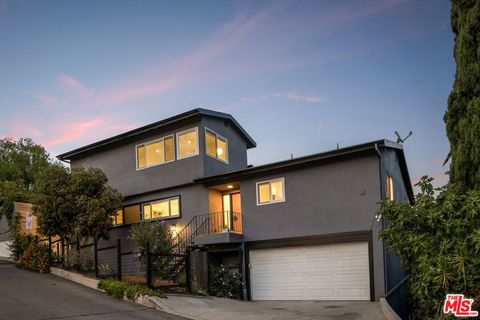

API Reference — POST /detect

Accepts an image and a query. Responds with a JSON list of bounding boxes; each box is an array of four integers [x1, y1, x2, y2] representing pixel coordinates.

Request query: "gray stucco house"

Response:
[[58, 108, 413, 302]]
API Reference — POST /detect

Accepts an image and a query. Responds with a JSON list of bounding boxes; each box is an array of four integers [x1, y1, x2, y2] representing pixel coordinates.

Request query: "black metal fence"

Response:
[[39, 236, 190, 290], [386, 276, 410, 320]]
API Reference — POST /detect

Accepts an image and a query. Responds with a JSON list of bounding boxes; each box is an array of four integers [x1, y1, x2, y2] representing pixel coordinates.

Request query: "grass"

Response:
[[97, 279, 166, 300]]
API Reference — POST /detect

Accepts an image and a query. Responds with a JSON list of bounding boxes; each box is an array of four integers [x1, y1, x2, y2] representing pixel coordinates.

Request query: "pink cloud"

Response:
[[58, 74, 95, 98], [43, 117, 104, 147], [28, 92, 58, 107]]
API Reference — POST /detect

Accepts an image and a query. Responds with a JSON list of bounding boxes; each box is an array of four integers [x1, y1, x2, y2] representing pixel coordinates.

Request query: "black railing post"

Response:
[[117, 239, 122, 281], [185, 247, 191, 292], [48, 236, 52, 262], [76, 238, 81, 272], [61, 238, 65, 268], [94, 238, 98, 278], [146, 242, 152, 288]]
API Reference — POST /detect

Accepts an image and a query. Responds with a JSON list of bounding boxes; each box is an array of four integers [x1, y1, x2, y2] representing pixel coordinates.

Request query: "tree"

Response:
[[0, 138, 55, 221], [444, 0, 480, 190], [379, 177, 480, 319], [34, 166, 123, 242], [70, 168, 123, 241], [33, 166, 76, 241]]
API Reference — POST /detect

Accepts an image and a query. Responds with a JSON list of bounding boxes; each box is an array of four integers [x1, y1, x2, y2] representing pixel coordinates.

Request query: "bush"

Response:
[[97, 279, 166, 299], [129, 221, 174, 279], [379, 177, 480, 319], [9, 234, 35, 261], [98, 264, 117, 279], [16, 240, 50, 273], [209, 265, 242, 298]]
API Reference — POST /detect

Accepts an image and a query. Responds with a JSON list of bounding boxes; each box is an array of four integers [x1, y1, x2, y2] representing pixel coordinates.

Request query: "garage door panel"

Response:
[[250, 242, 370, 301]]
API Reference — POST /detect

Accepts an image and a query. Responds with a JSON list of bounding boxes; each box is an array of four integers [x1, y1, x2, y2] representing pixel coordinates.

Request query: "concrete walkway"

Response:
[[151, 294, 387, 320]]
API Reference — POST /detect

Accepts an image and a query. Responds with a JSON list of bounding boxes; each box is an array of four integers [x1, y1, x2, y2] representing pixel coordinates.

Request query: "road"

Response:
[[0, 260, 184, 320]]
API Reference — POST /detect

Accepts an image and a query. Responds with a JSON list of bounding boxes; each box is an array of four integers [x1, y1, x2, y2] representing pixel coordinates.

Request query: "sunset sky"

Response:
[[0, 0, 454, 188]]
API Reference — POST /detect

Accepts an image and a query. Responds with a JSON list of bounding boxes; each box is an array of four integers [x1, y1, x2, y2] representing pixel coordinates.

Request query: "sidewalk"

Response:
[[150, 294, 387, 320]]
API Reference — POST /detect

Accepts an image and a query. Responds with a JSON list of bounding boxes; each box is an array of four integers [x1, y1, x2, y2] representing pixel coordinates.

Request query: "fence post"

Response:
[[61, 238, 65, 268], [76, 238, 81, 272], [146, 242, 152, 288], [117, 239, 122, 281], [94, 238, 98, 279], [48, 236, 52, 262], [185, 247, 191, 293]]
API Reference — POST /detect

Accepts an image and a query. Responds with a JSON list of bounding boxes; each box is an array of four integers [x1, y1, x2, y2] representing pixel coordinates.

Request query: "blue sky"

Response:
[[0, 0, 454, 188]]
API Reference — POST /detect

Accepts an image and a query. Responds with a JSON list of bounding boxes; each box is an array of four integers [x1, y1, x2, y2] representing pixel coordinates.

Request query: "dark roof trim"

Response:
[[57, 108, 256, 160], [195, 139, 415, 203]]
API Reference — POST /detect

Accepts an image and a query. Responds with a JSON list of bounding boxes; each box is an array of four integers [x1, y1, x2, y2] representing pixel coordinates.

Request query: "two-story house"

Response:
[[58, 108, 413, 302]]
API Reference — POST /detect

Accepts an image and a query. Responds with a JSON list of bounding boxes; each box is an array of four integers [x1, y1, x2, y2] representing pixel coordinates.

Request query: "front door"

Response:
[[222, 192, 241, 230]]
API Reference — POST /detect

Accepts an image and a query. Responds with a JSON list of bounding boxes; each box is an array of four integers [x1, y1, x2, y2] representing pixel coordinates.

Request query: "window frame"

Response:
[[141, 195, 181, 221], [135, 134, 175, 170], [256, 177, 286, 206], [176, 127, 199, 160], [204, 127, 229, 164]]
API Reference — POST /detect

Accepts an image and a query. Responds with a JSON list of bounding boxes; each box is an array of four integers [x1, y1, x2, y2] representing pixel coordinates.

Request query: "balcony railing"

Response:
[[201, 211, 242, 235]]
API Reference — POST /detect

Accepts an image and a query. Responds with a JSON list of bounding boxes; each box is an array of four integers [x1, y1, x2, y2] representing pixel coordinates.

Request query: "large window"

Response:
[[136, 135, 174, 169], [176, 127, 199, 159], [112, 209, 123, 226], [386, 175, 394, 201], [143, 196, 180, 220], [256, 178, 285, 205], [124, 204, 141, 225], [205, 128, 228, 162]]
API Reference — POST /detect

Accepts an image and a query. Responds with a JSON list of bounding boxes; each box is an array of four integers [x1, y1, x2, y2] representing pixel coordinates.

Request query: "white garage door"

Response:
[[249, 242, 370, 301]]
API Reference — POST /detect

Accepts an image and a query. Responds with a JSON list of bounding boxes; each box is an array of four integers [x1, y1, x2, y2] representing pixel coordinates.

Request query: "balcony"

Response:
[[194, 211, 243, 245]]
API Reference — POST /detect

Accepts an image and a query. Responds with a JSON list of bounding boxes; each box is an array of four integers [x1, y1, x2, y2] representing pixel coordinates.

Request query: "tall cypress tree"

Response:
[[444, 0, 480, 190]]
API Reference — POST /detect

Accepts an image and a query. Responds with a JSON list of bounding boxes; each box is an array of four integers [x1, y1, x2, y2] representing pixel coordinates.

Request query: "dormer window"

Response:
[[205, 128, 228, 163], [136, 135, 175, 170], [176, 127, 199, 159]]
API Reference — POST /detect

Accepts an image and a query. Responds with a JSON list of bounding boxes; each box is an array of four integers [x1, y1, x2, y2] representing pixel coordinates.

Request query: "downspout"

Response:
[[374, 143, 388, 296], [241, 241, 248, 301]]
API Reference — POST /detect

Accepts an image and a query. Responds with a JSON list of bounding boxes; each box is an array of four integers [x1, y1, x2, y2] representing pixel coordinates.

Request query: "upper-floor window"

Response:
[[176, 127, 199, 159], [136, 135, 174, 169], [205, 128, 228, 163], [256, 178, 285, 205], [143, 196, 180, 220], [386, 174, 394, 201]]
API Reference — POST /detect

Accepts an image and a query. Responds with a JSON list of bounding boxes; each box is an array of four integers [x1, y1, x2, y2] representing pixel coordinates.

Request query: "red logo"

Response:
[[443, 294, 478, 317]]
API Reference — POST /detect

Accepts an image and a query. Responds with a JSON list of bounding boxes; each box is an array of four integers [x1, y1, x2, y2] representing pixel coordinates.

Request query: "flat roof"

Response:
[[57, 108, 256, 160], [195, 139, 414, 202]]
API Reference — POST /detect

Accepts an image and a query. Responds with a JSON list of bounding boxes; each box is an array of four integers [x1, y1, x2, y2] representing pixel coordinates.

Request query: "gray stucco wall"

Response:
[[200, 116, 249, 177], [70, 115, 250, 197], [380, 148, 409, 292], [238, 154, 386, 300]]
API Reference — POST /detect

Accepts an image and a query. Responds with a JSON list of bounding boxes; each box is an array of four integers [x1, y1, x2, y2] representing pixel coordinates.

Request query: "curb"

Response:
[[50, 267, 99, 291], [50, 267, 190, 320], [379, 298, 402, 320]]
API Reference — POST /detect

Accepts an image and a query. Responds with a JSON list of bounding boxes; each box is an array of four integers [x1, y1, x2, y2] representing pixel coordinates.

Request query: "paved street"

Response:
[[0, 260, 183, 320]]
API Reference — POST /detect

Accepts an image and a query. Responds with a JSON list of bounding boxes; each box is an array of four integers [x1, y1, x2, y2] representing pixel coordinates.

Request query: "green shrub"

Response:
[[98, 264, 117, 278], [379, 177, 480, 319], [209, 265, 242, 298], [97, 279, 166, 300], [129, 221, 174, 280], [16, 240, 50, 273]]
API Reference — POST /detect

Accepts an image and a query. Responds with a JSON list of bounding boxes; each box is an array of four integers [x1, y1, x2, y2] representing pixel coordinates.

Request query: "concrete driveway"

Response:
[[0, 260, 183, 320], [151, 294, 387, 320]]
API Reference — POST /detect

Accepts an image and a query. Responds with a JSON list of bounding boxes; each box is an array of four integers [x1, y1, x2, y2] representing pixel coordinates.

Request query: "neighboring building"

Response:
[[58, 108, 413, 302], [0, 202, 39, 259]]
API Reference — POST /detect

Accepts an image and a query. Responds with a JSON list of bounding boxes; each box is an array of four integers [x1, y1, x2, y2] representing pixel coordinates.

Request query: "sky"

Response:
[[0, 0, 454, 189]]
